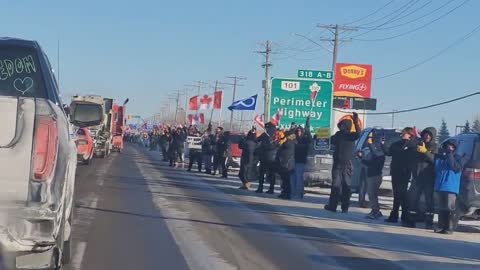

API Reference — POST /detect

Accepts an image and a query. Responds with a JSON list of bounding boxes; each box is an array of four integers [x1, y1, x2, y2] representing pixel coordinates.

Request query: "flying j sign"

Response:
[[333, 63, 372, 98], [269, 77, 332, 132]]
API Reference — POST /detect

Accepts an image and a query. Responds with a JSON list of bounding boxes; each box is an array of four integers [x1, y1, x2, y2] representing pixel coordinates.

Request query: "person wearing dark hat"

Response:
[[324, 112, 361, 213], [238, 128, 258, 190], [434, 139, 465, 234], [255, 122, 279, 194], [291, 116, 312, 199], [212, 127, 230, 178], [382, 127, 417, 224], [403, 127, 438, 228], [276, 129, 297, 199]]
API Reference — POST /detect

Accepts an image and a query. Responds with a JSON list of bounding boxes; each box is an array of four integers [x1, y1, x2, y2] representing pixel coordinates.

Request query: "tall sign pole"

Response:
[[256, 41, 272, 123]]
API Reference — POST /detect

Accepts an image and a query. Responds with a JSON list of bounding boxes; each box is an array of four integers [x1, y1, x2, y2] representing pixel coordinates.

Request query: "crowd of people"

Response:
[[126, 112, 466, 235]]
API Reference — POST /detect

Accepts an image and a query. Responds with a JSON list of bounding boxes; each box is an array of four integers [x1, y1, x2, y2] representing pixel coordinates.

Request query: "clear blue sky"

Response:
[[2, 0, 479, 133]]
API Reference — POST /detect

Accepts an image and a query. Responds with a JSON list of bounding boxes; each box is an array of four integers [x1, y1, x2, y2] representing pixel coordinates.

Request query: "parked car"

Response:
[[352, 128, 402, 207], [0, 38, 77, 269], [451, 133, 480, 226], [227, 132, 244, 169], [76, 127, 94, 164]]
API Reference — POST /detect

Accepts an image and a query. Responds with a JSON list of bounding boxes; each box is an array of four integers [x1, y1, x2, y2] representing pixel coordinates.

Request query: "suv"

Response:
[[352, 128, 402, 207], [451, 133, 480, 223], [0, 38, 76, 269]]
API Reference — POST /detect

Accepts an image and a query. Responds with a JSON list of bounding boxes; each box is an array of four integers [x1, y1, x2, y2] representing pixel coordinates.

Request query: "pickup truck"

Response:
[[0, 38, 78, 269]]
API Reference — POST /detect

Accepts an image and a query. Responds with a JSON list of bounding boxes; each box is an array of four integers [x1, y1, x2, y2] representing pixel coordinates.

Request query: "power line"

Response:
[[363, 0, 456, 31], [333, 91, 480, 115], [374, 22, 480, 80], [358, 0, 419, 27], [344, 0, 396, 25], [354, 0, 471, 42], [352, 0, 424, 38]]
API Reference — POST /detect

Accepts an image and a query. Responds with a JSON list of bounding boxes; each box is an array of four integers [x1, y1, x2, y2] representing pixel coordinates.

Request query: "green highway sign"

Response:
[[269, 77, 333, 134], [297, 69, 333, 80]]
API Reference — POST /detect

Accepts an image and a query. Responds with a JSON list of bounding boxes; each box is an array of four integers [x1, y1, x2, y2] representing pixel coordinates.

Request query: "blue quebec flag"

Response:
[[228, 94, 258, 111]]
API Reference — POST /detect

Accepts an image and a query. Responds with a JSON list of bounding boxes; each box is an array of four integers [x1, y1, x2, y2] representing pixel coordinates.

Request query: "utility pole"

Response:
[[318, 24, 358, 71], [225, 76, 247, 131], [256, 41, 272, 123], [171, 90, 183, 124]]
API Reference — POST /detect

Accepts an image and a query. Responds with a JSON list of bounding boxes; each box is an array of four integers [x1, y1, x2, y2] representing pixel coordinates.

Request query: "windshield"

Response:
[[71, 104, 103, 125], [0, 46, 46, 98]]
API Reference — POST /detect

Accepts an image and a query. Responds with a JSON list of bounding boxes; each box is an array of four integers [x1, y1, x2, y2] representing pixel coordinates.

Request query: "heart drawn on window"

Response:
[[13, 77, 34, 95]]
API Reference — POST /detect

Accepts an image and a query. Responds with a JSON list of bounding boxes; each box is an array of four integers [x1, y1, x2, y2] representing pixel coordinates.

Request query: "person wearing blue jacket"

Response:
[[434, 139, 465, 234]]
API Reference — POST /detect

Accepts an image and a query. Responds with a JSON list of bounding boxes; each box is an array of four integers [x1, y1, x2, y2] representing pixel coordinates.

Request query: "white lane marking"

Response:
[[70, 242, 87, 270], [135, 149, 238, 270]]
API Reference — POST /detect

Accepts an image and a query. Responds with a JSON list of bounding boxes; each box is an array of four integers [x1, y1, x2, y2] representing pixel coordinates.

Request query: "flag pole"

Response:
[[309, 91, 318, 114], [209, 80, 218, 125]]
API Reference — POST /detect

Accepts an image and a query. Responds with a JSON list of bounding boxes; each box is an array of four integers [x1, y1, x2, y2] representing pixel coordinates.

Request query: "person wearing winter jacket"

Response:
[[238, 128, 258, 190], [359, 131, 386, 220], [324, 112, 361, 213], [187, 127, 202, 172], [291, 116, 312, 199], [276, 130, 297, 200], [403, 127, 438, 229], [159, 129, 170, 161], [255, 123, 279, 194], [434, 139, 465, 234], [212, 127, 230, 178], [382, 127, 417, 224], [201, 131, 214, 174]]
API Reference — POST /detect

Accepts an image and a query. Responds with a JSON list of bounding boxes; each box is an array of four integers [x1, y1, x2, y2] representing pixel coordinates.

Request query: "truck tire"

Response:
[[358, 170, 368, 208], [62, 207, 73, 265]]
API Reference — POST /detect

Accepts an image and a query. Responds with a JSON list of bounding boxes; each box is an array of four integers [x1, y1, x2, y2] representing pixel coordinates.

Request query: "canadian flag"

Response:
[[270, 107, 282, 126], [188, 113, 205, 125], [189, 91, 222, 110], [254, 114, 265, 129]]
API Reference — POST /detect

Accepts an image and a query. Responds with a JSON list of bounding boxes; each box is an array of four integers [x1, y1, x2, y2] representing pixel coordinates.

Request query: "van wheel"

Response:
[[358, 171, 368, 208]]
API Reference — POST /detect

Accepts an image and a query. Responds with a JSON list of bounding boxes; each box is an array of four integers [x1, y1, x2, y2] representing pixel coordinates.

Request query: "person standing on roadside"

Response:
[[212, 127, 229, 178], [403, 127, 438, 229], [291, 116, 312, 199], [324, 112, 361, 213], [359, 131, 386, 220], [434, 139, 464, 234], [255, 123, 279, 194], [159, 128, 170, 161], [276, 130, 296, 200], [382, 127, 417, 224], [201, 130, 214, 174], [187, 126, 202, 172], [238, 128, 258, 190]]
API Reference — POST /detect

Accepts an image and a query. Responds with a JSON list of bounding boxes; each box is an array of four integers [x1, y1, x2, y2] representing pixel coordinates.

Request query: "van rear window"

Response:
[[0, 46, 46, 98]]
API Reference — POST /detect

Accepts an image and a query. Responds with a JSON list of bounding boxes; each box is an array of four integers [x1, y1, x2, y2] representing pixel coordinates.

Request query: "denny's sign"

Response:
[[334, 63, 372, 98]]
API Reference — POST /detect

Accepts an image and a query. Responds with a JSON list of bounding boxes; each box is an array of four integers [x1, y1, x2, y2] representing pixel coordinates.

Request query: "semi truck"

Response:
[[70, 95, 113, 158], [111, 99, 129, 152]]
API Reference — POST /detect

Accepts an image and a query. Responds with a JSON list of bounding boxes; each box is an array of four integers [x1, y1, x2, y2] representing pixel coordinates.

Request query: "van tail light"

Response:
[[31, 100, 58, 181], [463, 168, 480, 181]]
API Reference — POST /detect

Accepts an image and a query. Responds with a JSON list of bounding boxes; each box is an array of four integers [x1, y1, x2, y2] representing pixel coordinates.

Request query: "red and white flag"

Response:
[[254, 114, 265, 129], [270, 107, 282, 126], [189, 91, 223, 110], [188, 113, 205, 125]]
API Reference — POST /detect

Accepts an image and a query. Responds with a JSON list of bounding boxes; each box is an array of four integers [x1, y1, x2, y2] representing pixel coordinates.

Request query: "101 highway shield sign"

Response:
[[270, 78, 333, 131]]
